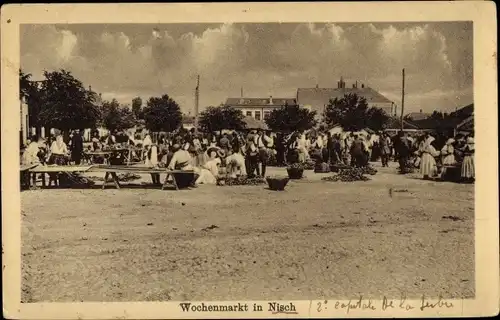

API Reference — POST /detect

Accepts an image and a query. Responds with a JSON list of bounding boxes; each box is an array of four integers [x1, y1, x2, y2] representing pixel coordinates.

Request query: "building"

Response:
[[181, 114, 195, 131], [20, 97, 29, 146], [296, 77, 396, 120], [225, 96, 298, 121], [405, 110, 431, 121]]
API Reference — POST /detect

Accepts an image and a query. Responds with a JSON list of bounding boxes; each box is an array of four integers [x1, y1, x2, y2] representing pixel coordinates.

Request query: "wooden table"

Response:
[[90, 165, 195, 190], [84, 151, 113, 165], [20, 163, 40, 188], [29, 165, 94, 187]]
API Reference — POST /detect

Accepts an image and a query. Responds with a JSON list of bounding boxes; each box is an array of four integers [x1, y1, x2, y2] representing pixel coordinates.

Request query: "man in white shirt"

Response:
[[254, 130, 273, 176]]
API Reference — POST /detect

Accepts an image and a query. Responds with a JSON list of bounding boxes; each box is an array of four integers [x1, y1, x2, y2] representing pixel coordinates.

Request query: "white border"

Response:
[[1, 2, 498, 318]]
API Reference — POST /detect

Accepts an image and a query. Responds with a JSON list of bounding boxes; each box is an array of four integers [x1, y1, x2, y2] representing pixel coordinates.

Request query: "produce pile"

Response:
[[61, 173, 96, 187], [217, 176, 266, 186], [321, 166, 376, 182], [86, 172, 141, 182], [303, 160, 315, 170], [361, 165, 378, 175], [117, 172, 141, 182]]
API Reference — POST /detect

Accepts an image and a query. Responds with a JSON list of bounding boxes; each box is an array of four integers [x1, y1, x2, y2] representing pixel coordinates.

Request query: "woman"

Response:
[[419, 135, 440, 180], [441, 138, 456, 166], [460, 136, 474, 183], [47, 134, 70, 186], [145, 143, 161, 184], [226, 147, 247, 178], [194, 149, 221, 185], [48, 134, 69, 165]]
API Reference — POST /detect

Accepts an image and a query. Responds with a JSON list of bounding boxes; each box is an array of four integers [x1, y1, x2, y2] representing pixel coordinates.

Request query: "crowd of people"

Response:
[[21, 126, 475, 187]]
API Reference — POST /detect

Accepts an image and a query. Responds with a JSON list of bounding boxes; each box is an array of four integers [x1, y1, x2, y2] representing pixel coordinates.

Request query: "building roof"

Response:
[[456, 115, 474, 131], [225, 97, 296, 107], [296, 87, 393, 112], [405, 112, 431, 121], [450, 103, 473, 118], [384, 116, 420, 130]]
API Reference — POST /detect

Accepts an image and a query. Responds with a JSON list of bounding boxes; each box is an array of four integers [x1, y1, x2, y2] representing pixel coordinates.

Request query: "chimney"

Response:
[[269, 96, 273, 105], [89, 85, 92, 91]]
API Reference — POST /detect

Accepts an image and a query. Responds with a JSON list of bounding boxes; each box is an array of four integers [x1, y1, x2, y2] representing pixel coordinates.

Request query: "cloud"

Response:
[[21, 22, 473, 113]]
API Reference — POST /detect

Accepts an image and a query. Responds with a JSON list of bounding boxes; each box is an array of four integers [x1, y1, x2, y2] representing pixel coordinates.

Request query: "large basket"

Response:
[[172, 172, 196, 189], [266, 177, 289, 191], [287, 167, 304, 179]]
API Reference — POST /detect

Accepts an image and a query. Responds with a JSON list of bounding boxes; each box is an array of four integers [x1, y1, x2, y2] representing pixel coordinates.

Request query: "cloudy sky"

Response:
[[21, 22, 473, 114]]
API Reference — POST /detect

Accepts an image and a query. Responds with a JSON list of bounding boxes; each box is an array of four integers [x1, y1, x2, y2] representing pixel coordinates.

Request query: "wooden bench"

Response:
[[29, 165, 94, 187], [89, 165, 195, 190]]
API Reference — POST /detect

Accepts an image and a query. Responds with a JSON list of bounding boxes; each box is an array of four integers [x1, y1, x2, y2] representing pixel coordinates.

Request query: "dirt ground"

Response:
[[21, 162, 474, 302]]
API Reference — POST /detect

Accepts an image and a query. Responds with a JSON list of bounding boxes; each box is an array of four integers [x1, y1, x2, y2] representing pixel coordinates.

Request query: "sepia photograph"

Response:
[[2, 2, 498, 319]]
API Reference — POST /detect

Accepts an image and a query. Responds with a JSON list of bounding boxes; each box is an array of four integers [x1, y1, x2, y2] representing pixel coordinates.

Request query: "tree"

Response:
[[265, 103, 317, 133], [19, 70, 42, 136], [324, 93, 389, 131], [143, 94, 182, 132], [101, 99, 135, 132], [198, 106, 245, 133], [37, 70, 100, 132], [366, 107, 390, 131], [132, 96, 143, 119]]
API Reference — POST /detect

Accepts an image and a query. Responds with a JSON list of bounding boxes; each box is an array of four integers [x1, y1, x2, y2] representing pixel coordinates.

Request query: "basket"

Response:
[[266, 176, 289, 191], [172, 172, 196, 189], [287, 167, 304, 179]]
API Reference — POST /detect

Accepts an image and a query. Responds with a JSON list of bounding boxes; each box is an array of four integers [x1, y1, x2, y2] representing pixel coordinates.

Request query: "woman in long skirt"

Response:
[[419, 136, 440, 179], [441, 138, 456, 166], [461, 136, 474, 182]]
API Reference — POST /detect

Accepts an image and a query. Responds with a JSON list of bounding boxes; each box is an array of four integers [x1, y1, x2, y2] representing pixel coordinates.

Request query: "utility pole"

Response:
[[400, 68, 405, 131], [194, 75, 200, 134]]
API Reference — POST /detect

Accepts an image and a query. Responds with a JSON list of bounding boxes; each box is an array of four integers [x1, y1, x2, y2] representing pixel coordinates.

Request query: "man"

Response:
[[379, 132, 391, 167], [167, 143, 193, 171], [254, 129, 273, 177], [396, 131, 411, 173], [350, 135, 366, 167], [70, 129, 84, 165], [219, 133, 231, 153], [245, 133, 259, 178]]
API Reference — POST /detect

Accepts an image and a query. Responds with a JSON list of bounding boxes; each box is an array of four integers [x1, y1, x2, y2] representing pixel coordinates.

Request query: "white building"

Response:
[[296, 78, 396, 121], [224, 96, 299, 121]]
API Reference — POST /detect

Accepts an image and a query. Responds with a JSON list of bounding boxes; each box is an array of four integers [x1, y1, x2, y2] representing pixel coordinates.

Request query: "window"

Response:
[[264, 111, 271, 120], [246, 111, 252, 117], [255, 111, 261, 121]]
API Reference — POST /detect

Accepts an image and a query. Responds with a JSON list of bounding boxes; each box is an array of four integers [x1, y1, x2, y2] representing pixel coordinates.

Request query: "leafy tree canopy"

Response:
[[37, 70, 100, 131], [199, 106, 246, 133], [143, 94, 182, 132], [101, 99, 136, 132], [324, 93, 389, 131], [132, 96, 143, 120], [265, 103, 317, 133]]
